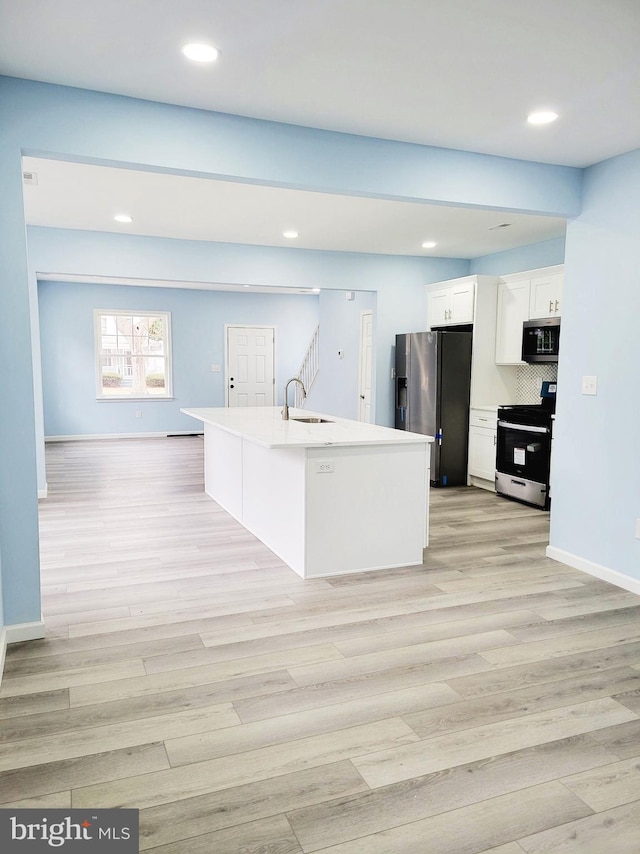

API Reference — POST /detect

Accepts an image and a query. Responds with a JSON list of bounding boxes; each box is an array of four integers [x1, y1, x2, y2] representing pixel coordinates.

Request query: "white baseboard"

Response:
[[546, 546, 640, 596], [45, 431, 203, 442], [5, 620, 46, 643], [0, 619, 46, 687], [38, 483, 48, 499], [0, 629, 6, 688], [468, 475, 496, 493]]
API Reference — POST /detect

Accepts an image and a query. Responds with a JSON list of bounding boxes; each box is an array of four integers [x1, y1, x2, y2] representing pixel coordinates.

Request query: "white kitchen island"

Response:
[[181, 407, 433, 579]]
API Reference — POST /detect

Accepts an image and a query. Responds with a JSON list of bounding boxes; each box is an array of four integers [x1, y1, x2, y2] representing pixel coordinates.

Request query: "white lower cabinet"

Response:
[[468, 409, 497, 490]]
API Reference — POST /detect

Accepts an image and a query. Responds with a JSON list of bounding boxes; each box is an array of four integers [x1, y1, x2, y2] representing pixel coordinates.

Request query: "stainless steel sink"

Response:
[[290, 416, 333, 423]]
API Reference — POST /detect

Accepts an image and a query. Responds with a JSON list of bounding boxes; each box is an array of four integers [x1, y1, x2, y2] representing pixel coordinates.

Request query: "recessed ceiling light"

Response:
[[113, 214, 133, 223], [527, 110, 559, 125], [421, 240, 437, 249], [182, 43, 219, 63], [283, 230, 299, 239]]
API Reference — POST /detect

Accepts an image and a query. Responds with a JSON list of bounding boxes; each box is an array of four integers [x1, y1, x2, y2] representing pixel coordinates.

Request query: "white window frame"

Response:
[[94, 309, 173, 400]]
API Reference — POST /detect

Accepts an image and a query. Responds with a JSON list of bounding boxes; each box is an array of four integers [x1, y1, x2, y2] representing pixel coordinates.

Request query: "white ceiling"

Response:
[[5, 0, 639, 258], [22, 157, 566, 259]]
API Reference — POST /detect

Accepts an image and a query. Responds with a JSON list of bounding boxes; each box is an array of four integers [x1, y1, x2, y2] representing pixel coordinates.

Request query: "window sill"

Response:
[[96, 396, 175, 402]]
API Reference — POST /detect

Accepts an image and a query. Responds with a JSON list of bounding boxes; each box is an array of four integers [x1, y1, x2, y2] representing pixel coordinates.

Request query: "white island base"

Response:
[[182, 407, 432, 579]]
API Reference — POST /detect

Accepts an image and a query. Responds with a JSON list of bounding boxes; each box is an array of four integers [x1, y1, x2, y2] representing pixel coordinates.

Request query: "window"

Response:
[[95, 310, 172, 399]]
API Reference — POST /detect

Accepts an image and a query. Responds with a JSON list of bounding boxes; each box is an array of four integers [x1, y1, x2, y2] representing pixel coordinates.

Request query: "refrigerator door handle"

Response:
[[435, 428, 443, 445]]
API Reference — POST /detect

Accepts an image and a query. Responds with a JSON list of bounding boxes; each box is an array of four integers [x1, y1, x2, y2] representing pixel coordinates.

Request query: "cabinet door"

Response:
[[427, 288, 450, 326], [529, 274, 563, 318], [495, 280, 529, 364], [451, 282, 475, 324], [468, 426, 497, 481]]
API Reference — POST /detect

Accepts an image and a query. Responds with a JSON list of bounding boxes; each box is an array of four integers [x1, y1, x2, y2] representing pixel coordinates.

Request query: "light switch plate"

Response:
[[581, 375, 597, 395]]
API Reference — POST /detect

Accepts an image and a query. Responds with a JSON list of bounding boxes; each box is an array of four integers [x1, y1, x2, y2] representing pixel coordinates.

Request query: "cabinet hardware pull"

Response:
[[549, 300, 553, 312], [555, 299, 559, 311]]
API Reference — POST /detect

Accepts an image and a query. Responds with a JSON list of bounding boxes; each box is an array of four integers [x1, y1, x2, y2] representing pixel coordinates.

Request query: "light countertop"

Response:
[[181, 406, 433, 450]]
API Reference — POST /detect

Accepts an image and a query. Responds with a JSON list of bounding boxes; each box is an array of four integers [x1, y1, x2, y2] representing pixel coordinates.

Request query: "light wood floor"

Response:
[[2, 436, 640, 853]]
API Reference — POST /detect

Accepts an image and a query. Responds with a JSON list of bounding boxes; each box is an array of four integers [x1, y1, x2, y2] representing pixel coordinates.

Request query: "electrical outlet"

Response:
[[135, 410, 142, 419], [210, 364, 221, 372], [314, 460, 334, 473], [581, 375, 598, 395]]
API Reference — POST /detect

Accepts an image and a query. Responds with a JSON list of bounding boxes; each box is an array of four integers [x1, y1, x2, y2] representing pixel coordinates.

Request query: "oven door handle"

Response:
[[497, 421, 549, 434]]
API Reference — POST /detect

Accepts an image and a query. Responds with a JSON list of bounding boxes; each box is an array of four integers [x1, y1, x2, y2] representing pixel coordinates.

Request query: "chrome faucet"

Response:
[[282, 377, 306, 420]]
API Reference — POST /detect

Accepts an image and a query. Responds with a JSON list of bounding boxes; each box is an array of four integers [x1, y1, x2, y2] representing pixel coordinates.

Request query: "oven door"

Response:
[[496, 420, 551, 507]]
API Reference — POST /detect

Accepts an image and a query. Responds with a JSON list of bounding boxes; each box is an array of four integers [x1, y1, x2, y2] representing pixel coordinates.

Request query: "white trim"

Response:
[[499, 264, 564, 284], [37, 270, 321, 296], [38, 483, 48, 499], [5, 620, 46, 643], [224, 323, 277, 407], [95, 396, 175, 402], [546, 546, 640, 596], [358, 310, 373, 423], [94, 308, 173, 400], [45, 431, 203, 442], [0, 621, 47, 685], [0, 628, 6, 687]]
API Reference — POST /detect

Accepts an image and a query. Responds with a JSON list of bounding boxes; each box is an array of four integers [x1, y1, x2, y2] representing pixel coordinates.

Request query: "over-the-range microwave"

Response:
[[522, 317, 560, 363]]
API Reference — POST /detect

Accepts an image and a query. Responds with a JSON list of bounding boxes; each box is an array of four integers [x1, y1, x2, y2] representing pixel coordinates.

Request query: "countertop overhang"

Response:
[[181, 406, 434, 450]]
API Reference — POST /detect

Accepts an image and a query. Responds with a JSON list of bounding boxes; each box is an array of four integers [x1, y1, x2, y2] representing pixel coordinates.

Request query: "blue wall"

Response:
[[469, 236, 566, 276], [28, 226, 468, 442], [38, 280, 319, 437], [549, 149, 640, 581], [0, 73, 600, 636], [307, 289, 377, 419]]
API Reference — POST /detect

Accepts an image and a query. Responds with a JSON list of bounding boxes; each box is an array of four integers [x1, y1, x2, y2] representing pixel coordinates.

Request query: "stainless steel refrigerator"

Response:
[[395, 330, 472, 486]]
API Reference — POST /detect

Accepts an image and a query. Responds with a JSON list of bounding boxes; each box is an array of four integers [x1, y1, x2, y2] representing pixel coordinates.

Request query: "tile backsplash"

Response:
[[515, 363, 558, 404]]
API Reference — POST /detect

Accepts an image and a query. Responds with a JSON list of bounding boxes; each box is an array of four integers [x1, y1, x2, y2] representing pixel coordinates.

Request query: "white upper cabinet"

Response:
[[495, 266, 563, 365], [427, 287, 452, 326], [529, 273, 563, 318], [427, 279, 475, 326], [426, 275, 518, 408], [495, 279, 530, 364]]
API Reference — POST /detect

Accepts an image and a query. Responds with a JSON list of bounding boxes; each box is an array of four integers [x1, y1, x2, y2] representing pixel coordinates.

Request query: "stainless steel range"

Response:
[[495, 382, 556, 510]]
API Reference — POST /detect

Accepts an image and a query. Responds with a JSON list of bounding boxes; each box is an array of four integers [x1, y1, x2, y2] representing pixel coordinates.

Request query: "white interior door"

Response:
[[226, 325, 275, 406], [358, 310, 373, 422]]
